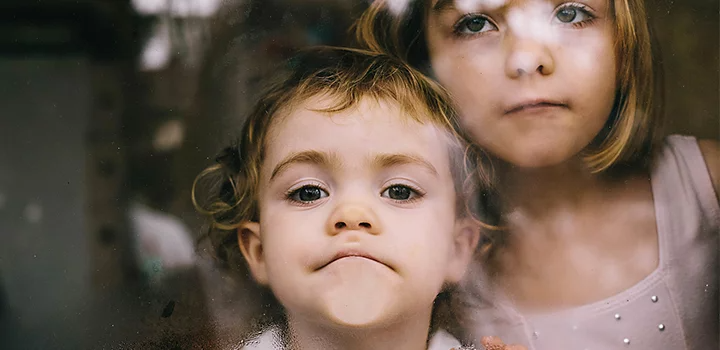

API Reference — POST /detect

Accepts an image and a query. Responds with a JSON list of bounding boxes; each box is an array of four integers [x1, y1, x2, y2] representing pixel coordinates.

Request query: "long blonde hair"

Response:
[[353, 0, 664, 173]]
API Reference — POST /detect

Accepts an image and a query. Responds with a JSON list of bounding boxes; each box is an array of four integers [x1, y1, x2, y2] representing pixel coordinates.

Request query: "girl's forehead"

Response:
[[432, 0, 508, 12], [430, 0, 609, 12]]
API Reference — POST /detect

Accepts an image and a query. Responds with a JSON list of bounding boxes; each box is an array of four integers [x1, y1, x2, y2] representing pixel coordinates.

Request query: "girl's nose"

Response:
[[504, 4, 557, 79], [505, 38, 556, 79]]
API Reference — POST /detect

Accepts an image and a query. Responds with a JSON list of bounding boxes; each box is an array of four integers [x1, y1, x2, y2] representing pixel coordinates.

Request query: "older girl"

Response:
[[356, 0, 719, 349]]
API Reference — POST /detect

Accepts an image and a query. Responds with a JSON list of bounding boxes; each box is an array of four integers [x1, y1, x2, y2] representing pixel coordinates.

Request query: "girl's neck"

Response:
[[286, 313, 432, 350], [496, 156, 611, 218], [488, 155, 650, 273], [487, 157, 657, 312]]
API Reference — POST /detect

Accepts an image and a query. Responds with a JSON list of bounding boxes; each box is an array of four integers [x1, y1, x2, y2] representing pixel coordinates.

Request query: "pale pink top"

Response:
[[462, 135, 719, 350]]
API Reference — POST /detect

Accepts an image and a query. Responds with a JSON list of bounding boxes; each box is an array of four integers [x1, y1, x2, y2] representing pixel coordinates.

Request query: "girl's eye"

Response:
[[455, 15, 498, 35], [381, 185, 421, 201], [556, 7, 578, 22], [288, 185, 328, 203], [553, 4, 593, 26]]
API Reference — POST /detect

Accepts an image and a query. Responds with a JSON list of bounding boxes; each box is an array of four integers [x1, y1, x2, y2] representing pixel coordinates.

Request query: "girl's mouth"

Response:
[[504, 99, 568, 115]]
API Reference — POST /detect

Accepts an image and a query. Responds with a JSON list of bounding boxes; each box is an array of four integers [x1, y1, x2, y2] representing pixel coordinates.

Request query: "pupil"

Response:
[[466, 17, 486, 32], [557, 8, 577, 23], [389, 186, 411, 200], [299, 187, 321, 202]]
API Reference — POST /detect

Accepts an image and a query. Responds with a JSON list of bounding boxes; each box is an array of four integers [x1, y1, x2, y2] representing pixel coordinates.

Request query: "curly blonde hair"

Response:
[[192, 46, 491, 342]]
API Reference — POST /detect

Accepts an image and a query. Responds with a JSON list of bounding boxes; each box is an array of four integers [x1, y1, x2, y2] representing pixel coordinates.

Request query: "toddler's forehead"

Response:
[[264, 93, 462, 162], [264, 93, 467, 181], [270, 94, 455, 136]]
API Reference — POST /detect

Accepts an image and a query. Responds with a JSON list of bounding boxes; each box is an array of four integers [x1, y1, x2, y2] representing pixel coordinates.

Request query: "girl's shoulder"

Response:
[[696, 138, 720, 199], [653, 135, 720, 217]]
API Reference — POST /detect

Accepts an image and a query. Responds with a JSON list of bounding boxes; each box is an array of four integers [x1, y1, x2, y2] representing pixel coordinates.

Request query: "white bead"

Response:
[[651, 295, 659, 302], [658, 324, 665, 331], [614, 313, 621, 320], [623, 338, 630, 345]]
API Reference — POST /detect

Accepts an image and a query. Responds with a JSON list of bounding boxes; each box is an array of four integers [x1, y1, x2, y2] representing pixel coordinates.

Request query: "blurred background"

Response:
[[0, 0, 716, 349]]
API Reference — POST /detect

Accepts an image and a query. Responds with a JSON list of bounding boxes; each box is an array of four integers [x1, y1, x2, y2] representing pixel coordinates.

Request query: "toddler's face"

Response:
[[239, 96, 477, 330]]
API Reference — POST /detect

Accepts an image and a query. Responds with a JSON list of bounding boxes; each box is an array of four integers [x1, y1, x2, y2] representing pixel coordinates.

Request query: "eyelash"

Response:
[[452, 13, 497, 38], [380, 183, 426, 204], [557, 2, 596, 29], [283, 182, 427, 206], [451, 2, 597, 38], [285, 182, 329, 206]]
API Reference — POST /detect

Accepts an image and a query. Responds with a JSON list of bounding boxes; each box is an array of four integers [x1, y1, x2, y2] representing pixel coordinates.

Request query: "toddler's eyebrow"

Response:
[[372, 153, 439, 177], [270, 150, 341, 181]]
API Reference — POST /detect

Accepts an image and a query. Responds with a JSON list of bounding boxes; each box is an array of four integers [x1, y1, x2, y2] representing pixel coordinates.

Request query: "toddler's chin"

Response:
[[319, 258, 400, 328]]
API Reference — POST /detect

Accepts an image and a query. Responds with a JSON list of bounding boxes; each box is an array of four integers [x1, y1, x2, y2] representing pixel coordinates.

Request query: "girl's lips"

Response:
[[504, 100, 568, 115]]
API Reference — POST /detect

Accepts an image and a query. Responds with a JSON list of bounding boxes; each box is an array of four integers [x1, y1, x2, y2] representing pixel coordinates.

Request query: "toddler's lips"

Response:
[[316, 250, 392, 271]]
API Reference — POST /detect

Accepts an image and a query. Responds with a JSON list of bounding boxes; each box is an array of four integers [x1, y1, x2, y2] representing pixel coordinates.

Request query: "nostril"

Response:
[[359, 222, 371, 229], [335, 222, 346, 229]]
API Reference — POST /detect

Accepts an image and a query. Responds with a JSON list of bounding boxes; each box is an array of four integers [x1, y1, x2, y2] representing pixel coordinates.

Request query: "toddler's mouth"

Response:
[[316, 249, 392, 271]]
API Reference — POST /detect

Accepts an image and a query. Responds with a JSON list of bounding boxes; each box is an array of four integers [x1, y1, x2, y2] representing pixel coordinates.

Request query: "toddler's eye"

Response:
[[381, 185, 419, 201], [288, 185, 328, 203], [455, 15, 498, 35]]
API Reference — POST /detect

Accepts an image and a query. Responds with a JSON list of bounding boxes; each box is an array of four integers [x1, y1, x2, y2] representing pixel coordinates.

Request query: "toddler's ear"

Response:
[[237, 222, 269, 285], [446, 217, 481, 284]]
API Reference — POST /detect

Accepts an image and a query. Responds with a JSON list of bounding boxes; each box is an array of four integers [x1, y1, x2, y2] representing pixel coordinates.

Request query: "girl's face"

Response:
[[425, 0, 617, 168], [240, 96, 477, 331]]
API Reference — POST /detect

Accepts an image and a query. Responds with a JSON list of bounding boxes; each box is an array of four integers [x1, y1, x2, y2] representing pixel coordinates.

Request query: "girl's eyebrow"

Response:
[[372, 153, 439, 177], [434, 0, 515, 14], [270, 150, 342, 181], [433, 0, 457, 12]]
